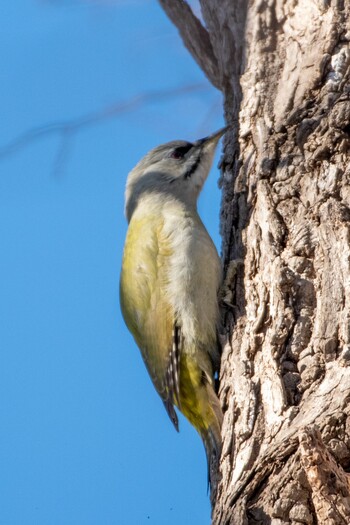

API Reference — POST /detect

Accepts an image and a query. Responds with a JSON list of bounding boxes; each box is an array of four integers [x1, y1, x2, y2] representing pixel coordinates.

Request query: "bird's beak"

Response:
[[194, 126, 229, 148]]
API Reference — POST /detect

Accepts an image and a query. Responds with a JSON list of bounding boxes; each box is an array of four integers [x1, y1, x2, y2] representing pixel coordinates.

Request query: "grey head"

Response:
[[125, 127, 228, 222]]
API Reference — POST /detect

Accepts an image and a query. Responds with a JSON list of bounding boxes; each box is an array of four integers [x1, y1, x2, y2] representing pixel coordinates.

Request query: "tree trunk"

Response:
[[160, 1, 350, 523]]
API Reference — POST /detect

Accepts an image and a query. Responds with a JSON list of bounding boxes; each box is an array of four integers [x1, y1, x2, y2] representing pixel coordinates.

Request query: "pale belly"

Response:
[[162, 210, 221, 351]]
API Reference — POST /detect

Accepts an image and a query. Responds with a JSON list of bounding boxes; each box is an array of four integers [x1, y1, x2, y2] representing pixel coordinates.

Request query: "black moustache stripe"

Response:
[[183, 153, 201, 179]]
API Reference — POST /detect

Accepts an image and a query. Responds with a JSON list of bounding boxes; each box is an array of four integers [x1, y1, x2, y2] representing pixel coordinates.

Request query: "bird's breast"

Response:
[[159, 202, 221, 349], [121, 195, 221, 377], [124, 195, 221, 349]]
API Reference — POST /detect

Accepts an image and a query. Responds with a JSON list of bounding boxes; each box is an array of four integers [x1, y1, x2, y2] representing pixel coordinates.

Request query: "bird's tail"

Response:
[[178, 354, 223, 487], [199, 382, 223, 488]]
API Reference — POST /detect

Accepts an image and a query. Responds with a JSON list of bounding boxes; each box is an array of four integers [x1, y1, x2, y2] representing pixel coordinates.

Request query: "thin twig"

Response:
[[0, 83, 209, 162]]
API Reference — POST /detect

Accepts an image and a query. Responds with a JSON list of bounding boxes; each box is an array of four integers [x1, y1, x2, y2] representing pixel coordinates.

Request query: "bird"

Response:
[[120, 127, 227, 482]]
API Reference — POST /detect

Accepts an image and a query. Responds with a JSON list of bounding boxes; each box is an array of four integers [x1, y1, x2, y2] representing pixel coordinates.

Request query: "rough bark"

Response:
[[160, 1, 350, 523]]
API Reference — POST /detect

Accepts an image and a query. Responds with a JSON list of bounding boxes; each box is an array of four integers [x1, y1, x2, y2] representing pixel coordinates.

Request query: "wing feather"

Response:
[[120, 213, 180, 427]]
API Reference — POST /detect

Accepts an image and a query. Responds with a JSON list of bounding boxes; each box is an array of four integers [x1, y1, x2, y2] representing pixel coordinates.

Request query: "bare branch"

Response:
[[0, 83, 208, 162], [158, 0, 220, 89], [53, 129, 74, 178]]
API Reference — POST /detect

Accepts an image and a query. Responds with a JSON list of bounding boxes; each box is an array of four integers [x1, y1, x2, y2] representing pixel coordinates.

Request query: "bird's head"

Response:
[[125, 127, 227, 221]]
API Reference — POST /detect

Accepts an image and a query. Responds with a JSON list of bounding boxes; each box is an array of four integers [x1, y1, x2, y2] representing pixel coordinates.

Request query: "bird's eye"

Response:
[[170, 150, 184, 159], [169, 144, 192, 160]]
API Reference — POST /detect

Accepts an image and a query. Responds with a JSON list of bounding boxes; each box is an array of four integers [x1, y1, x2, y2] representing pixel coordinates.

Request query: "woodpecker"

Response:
[[120, 128, 227, 480]]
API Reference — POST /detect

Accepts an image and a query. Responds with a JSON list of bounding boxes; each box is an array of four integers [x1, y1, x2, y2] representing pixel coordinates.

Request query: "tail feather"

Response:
[[202, 428, 221, 492], [178, 353, 223, 488], [200, 384, 223, 488]]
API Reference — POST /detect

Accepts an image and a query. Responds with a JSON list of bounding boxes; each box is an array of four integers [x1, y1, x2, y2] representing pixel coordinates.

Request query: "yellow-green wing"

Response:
[[120, 212, 179, 427]]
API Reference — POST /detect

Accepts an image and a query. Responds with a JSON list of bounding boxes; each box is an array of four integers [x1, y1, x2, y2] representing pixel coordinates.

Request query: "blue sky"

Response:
[[0, 2, 223, 524]]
